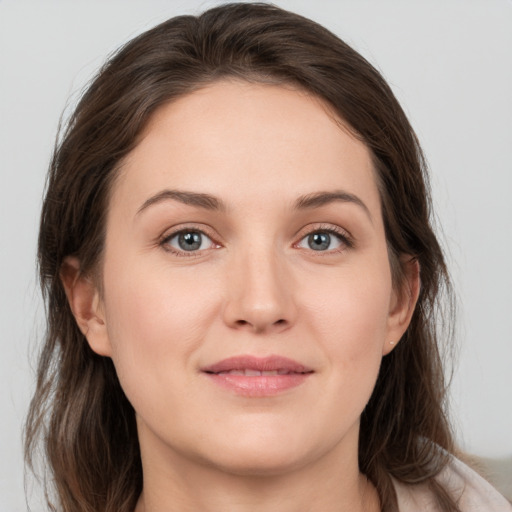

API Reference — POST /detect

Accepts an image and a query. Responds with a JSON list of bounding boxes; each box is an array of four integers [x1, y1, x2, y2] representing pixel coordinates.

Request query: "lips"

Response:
[[215, 369, 297, 376], [201, 355, 313, 396]]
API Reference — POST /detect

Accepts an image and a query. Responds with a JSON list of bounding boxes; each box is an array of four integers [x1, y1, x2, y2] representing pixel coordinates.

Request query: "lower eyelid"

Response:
[[295, 227, 353, 249], [297, 235, 342, 250], [160, 228, 217, 253], [159, 225, 352, 255]]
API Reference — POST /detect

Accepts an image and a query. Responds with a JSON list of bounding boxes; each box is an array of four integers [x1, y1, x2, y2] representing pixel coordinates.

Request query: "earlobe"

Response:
[[60, 256, 112, 357], [383, 257, 420, 355]]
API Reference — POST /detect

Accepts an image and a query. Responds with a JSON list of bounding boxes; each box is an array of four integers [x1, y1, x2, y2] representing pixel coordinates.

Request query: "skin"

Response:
[[63, 81, 419, 512]]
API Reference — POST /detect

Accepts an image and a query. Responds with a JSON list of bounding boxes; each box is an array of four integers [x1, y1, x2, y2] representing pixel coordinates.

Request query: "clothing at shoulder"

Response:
[[394, 455, 512, 512]]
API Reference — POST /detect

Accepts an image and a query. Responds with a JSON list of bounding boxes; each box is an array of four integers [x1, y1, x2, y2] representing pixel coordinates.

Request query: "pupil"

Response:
[[308, 233, 330, 251], [179, 232, 201, 251]]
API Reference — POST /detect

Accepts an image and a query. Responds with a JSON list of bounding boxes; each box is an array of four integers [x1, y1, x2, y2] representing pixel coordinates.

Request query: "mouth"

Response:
[[201, 355, 314, 396], [212, 369, 304, 376]]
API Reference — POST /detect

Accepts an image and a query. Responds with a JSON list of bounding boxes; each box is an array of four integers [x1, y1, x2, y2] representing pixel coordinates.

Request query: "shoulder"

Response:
[[393, 455, 512, 512]]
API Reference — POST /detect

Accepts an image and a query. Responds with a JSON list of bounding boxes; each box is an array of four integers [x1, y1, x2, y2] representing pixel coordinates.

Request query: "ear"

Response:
[[383, 256, 420, 355], [60, 256, 112, 357]]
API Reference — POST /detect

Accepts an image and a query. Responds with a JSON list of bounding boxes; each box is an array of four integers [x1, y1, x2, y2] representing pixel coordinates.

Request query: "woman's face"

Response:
[[78, 81, 415, 476]]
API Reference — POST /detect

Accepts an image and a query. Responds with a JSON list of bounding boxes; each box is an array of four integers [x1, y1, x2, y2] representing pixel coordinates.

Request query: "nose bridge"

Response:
[[224, 239, 295, 332]]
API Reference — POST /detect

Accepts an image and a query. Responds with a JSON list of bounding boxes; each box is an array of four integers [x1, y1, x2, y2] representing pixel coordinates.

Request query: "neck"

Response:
[[134, 426, 380, 512]]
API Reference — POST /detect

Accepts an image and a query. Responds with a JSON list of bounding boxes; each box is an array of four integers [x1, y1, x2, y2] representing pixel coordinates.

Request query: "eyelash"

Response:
[[159, 225, 219, 258], [295, 224, 354, 253], [159, 224, 354, 257]]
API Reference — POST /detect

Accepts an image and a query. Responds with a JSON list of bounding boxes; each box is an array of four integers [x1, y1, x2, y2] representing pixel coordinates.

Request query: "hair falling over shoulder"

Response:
[[26, 3, 459, 511]]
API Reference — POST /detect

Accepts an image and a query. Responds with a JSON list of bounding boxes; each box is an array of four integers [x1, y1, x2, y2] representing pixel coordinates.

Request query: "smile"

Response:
[[216, 369, 301, 376], [201, 355, 313, 396]]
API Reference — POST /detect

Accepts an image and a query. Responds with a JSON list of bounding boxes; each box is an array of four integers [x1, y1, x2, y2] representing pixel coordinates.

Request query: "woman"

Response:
[[25, 3, 511, 512]]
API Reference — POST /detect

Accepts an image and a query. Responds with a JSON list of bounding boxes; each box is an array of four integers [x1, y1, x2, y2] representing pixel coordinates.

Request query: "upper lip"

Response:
[[201, 355, 313, 374]]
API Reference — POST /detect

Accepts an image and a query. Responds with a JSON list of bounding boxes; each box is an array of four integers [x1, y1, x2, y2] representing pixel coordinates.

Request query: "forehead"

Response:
[[112, 80, 380, 216]]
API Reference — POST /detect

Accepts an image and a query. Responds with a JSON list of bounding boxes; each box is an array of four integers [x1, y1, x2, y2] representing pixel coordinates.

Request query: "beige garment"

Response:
[[394, 456, 512, 511]]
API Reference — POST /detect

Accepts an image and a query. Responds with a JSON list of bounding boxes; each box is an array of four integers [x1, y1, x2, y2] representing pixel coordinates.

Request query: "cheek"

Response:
[[101, 259, 222, 399], [307, 259, 392, 344], [303, 257, 392, 387]]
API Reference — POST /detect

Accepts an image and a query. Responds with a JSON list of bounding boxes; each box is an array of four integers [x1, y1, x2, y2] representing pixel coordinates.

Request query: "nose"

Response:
[[222, 246, 297, 334]]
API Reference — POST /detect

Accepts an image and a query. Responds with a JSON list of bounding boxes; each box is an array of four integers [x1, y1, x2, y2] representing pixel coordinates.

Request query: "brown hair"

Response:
[[26, 3, 458, 511]]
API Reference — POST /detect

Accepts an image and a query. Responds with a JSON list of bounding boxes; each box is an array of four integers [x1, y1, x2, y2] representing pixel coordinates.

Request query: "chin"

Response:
[[197, 428, 324, 477], [208, 449, 310, 477]]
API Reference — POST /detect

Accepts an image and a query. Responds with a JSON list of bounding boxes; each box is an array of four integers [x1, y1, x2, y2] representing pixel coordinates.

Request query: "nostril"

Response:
[[233, 318, 287, 331]]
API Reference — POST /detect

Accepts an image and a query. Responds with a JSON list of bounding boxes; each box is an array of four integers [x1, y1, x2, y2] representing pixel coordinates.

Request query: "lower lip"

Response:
[[204, 373, 311, 397]]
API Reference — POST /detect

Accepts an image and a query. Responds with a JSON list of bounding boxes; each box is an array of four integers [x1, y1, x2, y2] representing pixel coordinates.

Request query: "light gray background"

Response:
[[1, 1, 511, 510]]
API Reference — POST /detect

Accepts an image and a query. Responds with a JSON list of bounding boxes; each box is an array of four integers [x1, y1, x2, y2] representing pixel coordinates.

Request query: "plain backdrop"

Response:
[[1, 0, 511, 510]]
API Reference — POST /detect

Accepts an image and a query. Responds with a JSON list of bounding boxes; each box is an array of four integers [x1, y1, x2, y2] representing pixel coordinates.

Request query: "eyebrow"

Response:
[[294, 190, 373, 222], [136, 189, 226, 216], [135, 188, 372, 222]]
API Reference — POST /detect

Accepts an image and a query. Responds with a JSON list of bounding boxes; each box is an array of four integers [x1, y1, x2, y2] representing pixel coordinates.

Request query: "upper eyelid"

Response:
[[159, 228, 220, 258], [294, 223, 352, 240], [158, 222, 353, 250], [294, 224, 355, 251], [160, 224, 350, 238], [162, 229, 213, 244], [160, 223, 220, 242]]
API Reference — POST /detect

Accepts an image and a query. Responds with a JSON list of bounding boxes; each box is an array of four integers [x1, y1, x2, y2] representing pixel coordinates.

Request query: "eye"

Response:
[[296, 229, 350, 252], [162, 229, 216, 254]]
